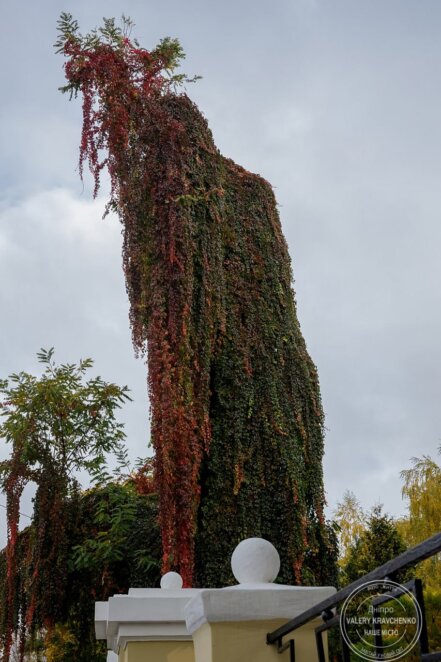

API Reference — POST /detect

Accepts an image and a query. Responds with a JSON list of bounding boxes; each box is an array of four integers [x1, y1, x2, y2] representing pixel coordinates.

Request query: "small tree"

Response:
[[342, 505, 407, 584], [0, 348, 130, 661], [333, 490, 367, 567]]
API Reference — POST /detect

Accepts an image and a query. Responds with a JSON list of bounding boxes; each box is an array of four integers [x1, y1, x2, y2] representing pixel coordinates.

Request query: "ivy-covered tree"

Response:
[[57, 14, 337, 588], [0, 349, 131, 660]]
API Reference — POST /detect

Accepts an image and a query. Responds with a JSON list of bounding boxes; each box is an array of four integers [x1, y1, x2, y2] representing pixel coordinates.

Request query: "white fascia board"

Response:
[[128, 587, 200, 597], [107, 593, 199, 624], [96, 589, 202, 653], [185, 585, 337, 635], [95, 601, 109, 639], [116, 623, 192, 651]]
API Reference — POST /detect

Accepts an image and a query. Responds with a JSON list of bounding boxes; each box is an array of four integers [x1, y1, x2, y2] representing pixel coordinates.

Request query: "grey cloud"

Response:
[[2, 0, 441, 546]]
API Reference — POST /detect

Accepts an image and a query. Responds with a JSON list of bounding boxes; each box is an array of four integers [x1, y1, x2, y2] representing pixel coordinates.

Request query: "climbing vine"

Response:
[[0, 478, 161, 661], [57, 14, 337, 588], [0, 349, 132, 660]]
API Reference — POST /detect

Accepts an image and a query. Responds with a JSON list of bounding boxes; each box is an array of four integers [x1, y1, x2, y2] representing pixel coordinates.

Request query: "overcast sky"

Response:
[[1, 0, 441, 545]]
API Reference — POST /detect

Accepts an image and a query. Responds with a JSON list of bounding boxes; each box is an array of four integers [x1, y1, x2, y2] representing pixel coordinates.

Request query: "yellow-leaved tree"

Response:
[[398, 449, 441, 590], [333, 490, 367, 568]]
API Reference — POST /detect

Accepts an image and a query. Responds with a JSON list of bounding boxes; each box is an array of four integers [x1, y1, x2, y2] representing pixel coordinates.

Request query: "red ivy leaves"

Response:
[[62, 35, 180, 199], [61, 27, 207, 586]]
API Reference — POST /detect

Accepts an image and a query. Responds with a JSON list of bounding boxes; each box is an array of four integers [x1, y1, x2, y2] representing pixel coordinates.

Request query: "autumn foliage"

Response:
[[0, 350, 132, 660], [57, 14, 337, 588]]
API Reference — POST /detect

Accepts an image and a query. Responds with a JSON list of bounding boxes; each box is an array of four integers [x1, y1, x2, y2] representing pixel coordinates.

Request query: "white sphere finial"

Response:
[[160, 571, 183, 589], [231, 537, 280, 584]]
